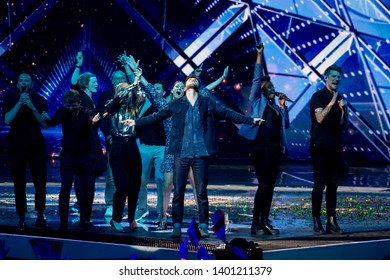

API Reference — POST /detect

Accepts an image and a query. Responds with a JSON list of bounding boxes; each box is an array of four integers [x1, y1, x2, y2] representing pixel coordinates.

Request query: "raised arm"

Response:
[[71, 51, 83, 85], [205, 66, 229, 90], [249, 43, 264, 102], [118, 51, 135, 84]]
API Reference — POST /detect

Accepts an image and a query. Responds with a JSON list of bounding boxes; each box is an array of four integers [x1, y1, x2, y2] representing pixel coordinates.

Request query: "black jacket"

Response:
[[136, 95, 254, 156]]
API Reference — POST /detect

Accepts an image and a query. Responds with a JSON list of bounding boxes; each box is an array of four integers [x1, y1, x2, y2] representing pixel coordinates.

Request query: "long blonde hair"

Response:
[[114, 82, 142, 118]]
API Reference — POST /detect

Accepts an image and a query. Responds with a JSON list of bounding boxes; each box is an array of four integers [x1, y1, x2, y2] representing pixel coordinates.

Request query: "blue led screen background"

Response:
[[0, 0, 389, 163]]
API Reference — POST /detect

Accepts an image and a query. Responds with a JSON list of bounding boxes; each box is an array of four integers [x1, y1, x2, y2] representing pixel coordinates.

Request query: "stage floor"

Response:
[[0, 159, 389, 259]]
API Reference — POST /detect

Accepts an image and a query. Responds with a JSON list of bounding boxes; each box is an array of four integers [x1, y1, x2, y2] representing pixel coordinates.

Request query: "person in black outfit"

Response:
[[104, 79, 144, 233], [44, 90, 101, 231], [69, 54, 105, 215], [97, 70, 129, 218], [238, 43, 290, 236], [3, 73, 49, 231], [125, 74, 263, 238], [117, 51, 166, 222], [310, 65, 348, 234]]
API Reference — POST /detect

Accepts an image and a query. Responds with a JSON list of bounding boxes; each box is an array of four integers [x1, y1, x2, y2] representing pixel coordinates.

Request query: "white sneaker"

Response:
[[104, 206, 113, 217]]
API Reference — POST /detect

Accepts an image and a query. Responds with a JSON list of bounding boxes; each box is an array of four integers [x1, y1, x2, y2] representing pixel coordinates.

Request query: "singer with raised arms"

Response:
[[310, 64, 348, 234], [238, 41, 290, 236], [122, 69, 264, 238]]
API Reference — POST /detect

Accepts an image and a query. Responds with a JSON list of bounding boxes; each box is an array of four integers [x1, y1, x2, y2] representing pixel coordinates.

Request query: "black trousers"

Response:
[[59, 152, 96, 225], [172, 156, 209, 225], [110, 138, 142, 223], [310, 147, 341, 217], [9, 149, 47, 215], [251, 145, 281, 223]]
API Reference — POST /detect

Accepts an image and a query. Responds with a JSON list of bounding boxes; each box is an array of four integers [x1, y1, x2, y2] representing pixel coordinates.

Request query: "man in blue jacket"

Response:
[[239, 43, 290, 236], [125, 74, 263, 238]]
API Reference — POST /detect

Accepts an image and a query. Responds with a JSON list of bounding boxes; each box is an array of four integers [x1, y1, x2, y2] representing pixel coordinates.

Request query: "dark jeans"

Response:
[[310, 147, 341, 217], [59, 152, 96, 225], [110, 138, 142, 223], [173, 156, 209, 225], [251, 145, 281, 223], [9, 150, 47, 215]]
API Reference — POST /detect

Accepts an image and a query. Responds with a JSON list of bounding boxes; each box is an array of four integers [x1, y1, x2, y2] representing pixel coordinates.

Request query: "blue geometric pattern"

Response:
[[0, 0, 389, 162]]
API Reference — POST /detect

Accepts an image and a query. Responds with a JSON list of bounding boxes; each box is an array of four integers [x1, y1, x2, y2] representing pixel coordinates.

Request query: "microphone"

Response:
[[21, 85, 27, 93], [275, 92, 294, 103]]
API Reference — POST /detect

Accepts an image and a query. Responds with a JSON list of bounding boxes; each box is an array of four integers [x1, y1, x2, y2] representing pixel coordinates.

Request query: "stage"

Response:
[[0, 159, 389, 260]]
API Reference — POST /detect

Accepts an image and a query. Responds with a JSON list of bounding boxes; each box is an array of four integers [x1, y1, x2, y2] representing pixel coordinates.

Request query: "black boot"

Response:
[[313, 217, 325, 234], [17, 214, 26, 231], [251, 217, 259, 235], [326, 216, 344, 234], [258, 216, 279, 235], [36, 211, 49, 229], [57, 223, 68, 233], [264, 218, 280, 235]]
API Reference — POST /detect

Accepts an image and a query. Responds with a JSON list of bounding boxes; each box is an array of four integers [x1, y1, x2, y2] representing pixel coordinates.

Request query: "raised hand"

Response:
[[117, 51, 127, 65], [76, 51, 83, 67], [126, 55, 139, 71], [193, 63, 203, 76], [133, 67, 142, 80], [256, 42, 264, 53], [222, 66, 229, 79]]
